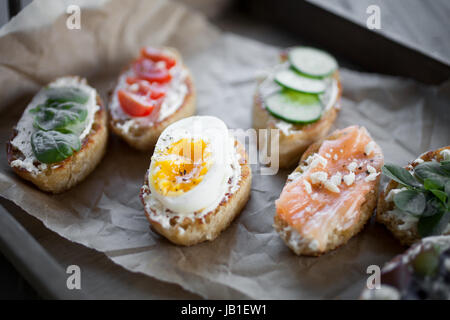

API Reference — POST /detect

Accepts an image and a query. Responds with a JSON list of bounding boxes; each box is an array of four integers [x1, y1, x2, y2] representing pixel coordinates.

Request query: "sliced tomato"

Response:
[[133, 58, 172, 84], [141, 47, 176, 69], [126, 77, 167, 99], [117, 89, 156, 117], [148, 86, 166, 99]]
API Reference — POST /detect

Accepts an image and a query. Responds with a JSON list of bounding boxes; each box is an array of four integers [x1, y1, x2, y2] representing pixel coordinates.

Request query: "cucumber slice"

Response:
[[265, 89, 323, 124], [274, 69, 326, 94], [289, 47, 338, 77]]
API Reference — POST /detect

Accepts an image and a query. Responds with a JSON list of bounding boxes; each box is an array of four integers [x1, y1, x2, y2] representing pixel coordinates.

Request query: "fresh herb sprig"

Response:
[[382, 159, 450, 237]]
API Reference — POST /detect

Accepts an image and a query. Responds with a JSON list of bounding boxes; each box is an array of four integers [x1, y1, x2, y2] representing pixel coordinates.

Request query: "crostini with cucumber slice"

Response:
[[253, 46, 342, 168], [377, 146, 450, 245], [7, 76, 108, 193]]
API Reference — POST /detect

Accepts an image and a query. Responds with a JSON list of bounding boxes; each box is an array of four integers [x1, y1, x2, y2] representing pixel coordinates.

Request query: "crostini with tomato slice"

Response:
[[109, 47, 196, 150]]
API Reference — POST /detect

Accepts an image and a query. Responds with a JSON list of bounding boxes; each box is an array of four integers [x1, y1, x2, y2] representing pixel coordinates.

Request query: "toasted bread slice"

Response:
[[274, 126, 383, 256], [109, 47, 196, 151], [140, 140, 251, 246], [253, 71, 342, 169], [7, 77, 108, 194], [377, 146, 450, 246]]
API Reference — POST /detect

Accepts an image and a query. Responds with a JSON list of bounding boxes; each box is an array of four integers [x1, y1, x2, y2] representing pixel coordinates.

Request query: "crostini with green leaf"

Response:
[[377, 146, 450, 245], [7, 77, 108, 193]]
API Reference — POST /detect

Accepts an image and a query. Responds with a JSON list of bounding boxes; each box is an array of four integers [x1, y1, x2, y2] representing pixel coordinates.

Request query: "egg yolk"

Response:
[[151, 138, 211, 196]]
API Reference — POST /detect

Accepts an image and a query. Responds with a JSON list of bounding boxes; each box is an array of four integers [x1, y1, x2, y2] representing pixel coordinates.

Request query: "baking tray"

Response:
[[0, 0, 449, 299]]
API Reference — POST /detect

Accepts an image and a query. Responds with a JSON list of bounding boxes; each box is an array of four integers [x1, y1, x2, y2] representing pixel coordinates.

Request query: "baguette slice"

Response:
[[109, 47, 196, 151], [7, 76, 108, 194], [253, 59, 342, 169], [274, 126, 383, 256], [377, 146, 450, 246], [140, 140, 251, 246]]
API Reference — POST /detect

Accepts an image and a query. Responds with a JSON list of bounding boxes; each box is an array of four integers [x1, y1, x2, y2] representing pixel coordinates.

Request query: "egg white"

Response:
[[149, 116, 233, 214]]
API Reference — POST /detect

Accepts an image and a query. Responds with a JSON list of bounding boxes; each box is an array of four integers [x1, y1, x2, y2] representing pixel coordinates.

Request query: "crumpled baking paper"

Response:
[[0, 0, 449, 299]]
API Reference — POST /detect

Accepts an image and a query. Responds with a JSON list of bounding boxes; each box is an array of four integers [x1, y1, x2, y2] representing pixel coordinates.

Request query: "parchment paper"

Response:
[[0, 0, 449, 299]]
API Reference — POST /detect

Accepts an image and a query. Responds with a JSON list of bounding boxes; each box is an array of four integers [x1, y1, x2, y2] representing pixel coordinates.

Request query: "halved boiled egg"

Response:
[[148, 116, 232, 214]]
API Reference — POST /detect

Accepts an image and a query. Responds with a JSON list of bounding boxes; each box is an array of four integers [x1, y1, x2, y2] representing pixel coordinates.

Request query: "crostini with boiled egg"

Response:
[[140, 116, 252, 246], [274, 125, 384, 256], [109, 47, 196, 151], [253, 47, 342, 168], [377, 146, 450, 246], [7, 76, 108, 193]]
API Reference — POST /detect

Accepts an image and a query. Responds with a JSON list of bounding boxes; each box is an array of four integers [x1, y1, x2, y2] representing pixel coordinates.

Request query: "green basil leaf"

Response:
[[33, 102, 88, 135], [393, 189, 426, 216], [415, 161, 449, 189], [31, 130, 81, 164], [429, 189, 447, 205], [441, 160, 450, 173], [445, 181, 450, 206], [418, 210, 450, 238], [424, 178, 442, 191], [422, 197, 444, 217], [45, 87, 89, 105], [382, 164, 423, 189]]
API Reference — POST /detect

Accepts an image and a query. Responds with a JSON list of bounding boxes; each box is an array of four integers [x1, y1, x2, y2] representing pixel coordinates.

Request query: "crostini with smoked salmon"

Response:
[[274, 125, 384, 256]]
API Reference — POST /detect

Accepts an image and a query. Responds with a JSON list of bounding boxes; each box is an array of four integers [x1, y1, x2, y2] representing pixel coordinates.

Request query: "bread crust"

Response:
[[377, 146, 450, 246], [253, 71, 342, 169], [109, 48, 196, 151], [140, 140, 251, 246], [7, 82, 108, 194], [274, 128, 381, 256]]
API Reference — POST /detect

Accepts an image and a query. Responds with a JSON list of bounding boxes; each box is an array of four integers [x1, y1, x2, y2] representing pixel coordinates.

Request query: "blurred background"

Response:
[[0, 0, 449, 299]]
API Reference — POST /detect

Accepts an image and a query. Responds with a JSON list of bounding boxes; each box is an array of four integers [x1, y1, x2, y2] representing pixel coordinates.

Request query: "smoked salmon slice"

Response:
[[274, 126, 384, 256]]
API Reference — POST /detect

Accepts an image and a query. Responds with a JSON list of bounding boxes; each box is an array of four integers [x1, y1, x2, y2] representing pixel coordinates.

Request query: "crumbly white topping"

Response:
[[367, 165, 376, 174], [330, 172, 342, 186], [343, 172, 355, 186], [324, 180, 340, 193], [303, 179, 312, 194], [365, 172, 380, 182], [310, 171, 328, 184], [347, 161, 358, 172], [306, 153, 328, 170], [364, 141, 376, 156], [287, 171, 302, 182]]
